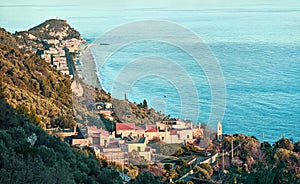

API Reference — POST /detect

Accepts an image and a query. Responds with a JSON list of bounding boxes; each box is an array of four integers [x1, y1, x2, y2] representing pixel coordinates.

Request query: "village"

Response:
[[14, 21, 222, 164], [16, 18, 85, 79], [59, 100, 227, 182], [17, 22, 227, 174], [14, 20, 290, 183], [59, 99, 224, 166]]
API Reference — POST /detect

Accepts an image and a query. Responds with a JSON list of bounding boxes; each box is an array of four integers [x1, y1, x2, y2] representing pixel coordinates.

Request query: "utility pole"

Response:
[[222, 150, 225, 173], [217, 150, 220, 180], [262, 132, 265, 148], [231, 140, 234, 159], [216, 150, 219, 168]]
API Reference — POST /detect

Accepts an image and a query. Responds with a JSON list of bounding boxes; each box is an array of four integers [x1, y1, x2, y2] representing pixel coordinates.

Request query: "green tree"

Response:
[[176, 159, 188, 169], [164, 169, 178, 181], [164, 163, 173, 171], [274, 138, 294, 151], [194, 163, 213, 180], [175, 147, 185, 156], [142, 99, 148, 109], [294, 141, 300, 152], [131, 171, 163, 184], [0, 77, 7, 99]]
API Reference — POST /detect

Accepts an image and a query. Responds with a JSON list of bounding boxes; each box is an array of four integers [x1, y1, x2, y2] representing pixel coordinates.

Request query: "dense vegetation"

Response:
[[0, 28, 19, 49], [220, 134, 300, 183], [0, 27, 124, 183], [0, 85, 122, 183], [0, 26, 163, 183], [0, 28, 75, 129], [112, 98, 172, 125]]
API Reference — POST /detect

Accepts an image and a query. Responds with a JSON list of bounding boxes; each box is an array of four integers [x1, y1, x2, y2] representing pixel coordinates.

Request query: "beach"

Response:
[[76, 44, 102, 89]]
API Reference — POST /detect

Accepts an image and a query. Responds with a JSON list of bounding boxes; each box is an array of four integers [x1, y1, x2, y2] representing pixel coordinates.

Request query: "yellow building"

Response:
[[127, 137, 153, 161]]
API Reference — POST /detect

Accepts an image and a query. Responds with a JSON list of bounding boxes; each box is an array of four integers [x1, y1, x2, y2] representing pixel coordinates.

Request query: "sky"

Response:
[[1, 0, 299, 33]]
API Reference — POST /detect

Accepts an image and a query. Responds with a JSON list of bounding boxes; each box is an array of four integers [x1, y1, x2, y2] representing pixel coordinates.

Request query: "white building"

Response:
[[217, 121, 222, 141]]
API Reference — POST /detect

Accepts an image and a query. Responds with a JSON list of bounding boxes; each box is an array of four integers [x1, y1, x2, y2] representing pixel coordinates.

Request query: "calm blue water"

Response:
[[0, 0, 299, 143]]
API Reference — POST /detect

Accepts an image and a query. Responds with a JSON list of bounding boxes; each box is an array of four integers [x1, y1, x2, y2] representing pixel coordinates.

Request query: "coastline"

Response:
[[76, 44, 102, 89]]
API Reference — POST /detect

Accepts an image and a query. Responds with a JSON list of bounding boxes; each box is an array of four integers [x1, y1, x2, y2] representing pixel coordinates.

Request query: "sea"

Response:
[[0, 0, 299, 143]]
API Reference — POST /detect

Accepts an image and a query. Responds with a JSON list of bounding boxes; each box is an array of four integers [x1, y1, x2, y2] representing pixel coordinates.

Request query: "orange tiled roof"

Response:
[[87, 126, 110, 137], [170, 130, 178, 135], [116, 123, 146, 131], [146, 125, 157, 132], [116, 123, 136, 131]]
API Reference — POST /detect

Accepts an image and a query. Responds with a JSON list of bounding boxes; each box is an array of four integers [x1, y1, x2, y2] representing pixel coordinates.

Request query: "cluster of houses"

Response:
[[16, 20, 85, 79], [40, 38, 83, 78], [66, 101, 223, 165], [70, 118, 222, 165], [116, 120, 194, 144]]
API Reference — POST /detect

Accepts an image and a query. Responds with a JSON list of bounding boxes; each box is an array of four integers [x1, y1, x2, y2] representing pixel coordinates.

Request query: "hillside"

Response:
[[112, 98, 172, 125], [0, 28, 74, 129], [0, 83, 122, 183], [0, 28, 19, 49], [0, 27, 124, 183], [14, 19, 83, 54], [22, 19, 81, 41], [0, 22, 163, 184]]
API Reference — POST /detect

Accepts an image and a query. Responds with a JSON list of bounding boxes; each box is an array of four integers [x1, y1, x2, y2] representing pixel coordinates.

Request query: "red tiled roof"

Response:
[[116, 123, 136, 131], [98, 129, 109, 137], [146, 125, 157, 132], [89, 133, 100, 138], [146, 125, 155, 129], [146, 128, 157, 132], [170, 130, 178, 135], [87, 126, 110, 137], [135, 126, 144, 130]]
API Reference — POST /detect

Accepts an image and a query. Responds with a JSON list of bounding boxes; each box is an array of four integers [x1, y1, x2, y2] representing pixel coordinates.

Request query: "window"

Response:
[[162, 136, 164, 140], [187, 135, 190, 139], [137, 146, 141, 152]]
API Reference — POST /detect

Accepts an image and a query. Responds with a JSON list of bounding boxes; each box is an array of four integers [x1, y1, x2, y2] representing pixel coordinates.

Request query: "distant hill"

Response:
[[14, 19, 82, 51], [28, 19, 81, 40]]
